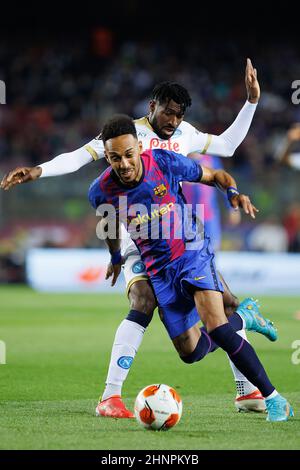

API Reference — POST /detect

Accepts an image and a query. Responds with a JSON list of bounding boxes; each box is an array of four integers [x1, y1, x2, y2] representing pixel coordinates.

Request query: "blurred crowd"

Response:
[[1, 31, 300, 281], [1, 33, 300, 172]]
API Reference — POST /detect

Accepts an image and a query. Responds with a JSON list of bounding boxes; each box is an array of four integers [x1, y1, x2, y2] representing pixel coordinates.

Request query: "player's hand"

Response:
[[245, 58, 260, 104], [105, 261, 122, 287], [287, 123, 300, 143], [1, 166, 42, 190], [230, 194, 259, 219]]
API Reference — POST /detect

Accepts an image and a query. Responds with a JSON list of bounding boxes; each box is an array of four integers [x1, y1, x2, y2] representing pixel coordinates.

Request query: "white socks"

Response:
[[101, 319, 145, 401]]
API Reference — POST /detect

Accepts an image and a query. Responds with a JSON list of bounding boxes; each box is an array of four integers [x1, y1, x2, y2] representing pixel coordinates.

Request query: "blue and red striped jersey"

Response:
[[89, 149, 203, 276]]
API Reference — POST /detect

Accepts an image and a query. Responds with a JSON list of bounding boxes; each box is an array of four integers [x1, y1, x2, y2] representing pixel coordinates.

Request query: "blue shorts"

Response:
[[205, 218, 222, 252], [150, 237, 224, 339]]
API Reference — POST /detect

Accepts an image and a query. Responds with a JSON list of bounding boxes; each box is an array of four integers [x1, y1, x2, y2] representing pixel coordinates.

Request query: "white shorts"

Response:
[[120, 223, 137, 257], [120, 224, 148, 294], [122, 253, 148, 296]]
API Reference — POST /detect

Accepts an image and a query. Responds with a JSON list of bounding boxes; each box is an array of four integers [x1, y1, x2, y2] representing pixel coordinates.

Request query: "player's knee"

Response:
[[126, 309, 153, 328], [129, 281, 156, 316], [129, 295, 155, 316], [180, 353, 196, 364], [179, 337, 208, 364], [180, 347, 206, 364]]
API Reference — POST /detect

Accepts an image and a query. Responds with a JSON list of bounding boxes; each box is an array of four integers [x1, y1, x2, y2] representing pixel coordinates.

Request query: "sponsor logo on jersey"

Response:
[[132, 261, 146, 274], [131, 202, 174, 226], [154, 183, 167, 197], [173, 128, 182, 137], [117, 356, 133, 369], [149, 138, 180, 152], [138, 131, 147, 138]]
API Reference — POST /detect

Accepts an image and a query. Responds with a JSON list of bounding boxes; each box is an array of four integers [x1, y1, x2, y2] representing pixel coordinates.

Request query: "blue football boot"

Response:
[[236, 298, 278, 342], [266, 395, 294, 422]]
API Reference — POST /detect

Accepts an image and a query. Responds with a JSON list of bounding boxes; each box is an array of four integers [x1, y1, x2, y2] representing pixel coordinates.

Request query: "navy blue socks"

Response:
[[209, 323, 275, 397]]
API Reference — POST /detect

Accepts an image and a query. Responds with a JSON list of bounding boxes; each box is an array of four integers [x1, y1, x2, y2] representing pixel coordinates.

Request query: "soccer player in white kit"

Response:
[[1, 59, 267, 417]]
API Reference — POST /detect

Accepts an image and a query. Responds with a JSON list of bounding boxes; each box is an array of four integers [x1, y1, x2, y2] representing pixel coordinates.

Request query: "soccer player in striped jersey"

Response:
[[1, 59, 266, 416], [88, 114, 292, 422]]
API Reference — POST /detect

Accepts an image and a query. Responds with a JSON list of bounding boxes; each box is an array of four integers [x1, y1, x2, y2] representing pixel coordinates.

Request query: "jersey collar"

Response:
[[134, 116, 154, 131]]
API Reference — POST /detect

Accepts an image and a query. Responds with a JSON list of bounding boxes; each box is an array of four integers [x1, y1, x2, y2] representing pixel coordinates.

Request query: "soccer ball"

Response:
[[134, 384, 182, 431]]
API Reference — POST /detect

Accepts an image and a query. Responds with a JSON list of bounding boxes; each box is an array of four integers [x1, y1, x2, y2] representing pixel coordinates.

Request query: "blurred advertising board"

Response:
[[26, 249, 300, 295], [26, 249, 125, 292], [216, 251, 300, 295]]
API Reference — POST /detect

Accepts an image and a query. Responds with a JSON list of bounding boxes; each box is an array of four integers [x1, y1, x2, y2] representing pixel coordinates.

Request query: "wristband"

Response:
[[227, 186, 239, 202], [111, 250, 122, 265]]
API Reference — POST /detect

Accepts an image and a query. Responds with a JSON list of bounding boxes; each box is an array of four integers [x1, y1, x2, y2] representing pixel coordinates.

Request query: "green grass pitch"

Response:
[[0, 286, 299, 450]]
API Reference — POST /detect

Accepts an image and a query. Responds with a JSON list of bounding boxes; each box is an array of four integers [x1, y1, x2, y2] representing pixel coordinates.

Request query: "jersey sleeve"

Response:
[[154, 149, 203, 183], [187, 126, 212, 154], [39, 146, 93, 177], [187, 101, 257, 157], [84, 136, 105, 161], [39, 137, 105, 178], [88, 177, 107, 209]]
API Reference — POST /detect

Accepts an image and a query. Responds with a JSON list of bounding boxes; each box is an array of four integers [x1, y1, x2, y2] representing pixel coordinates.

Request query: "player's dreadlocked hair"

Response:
[[101, 114, 137, 143], [151, 82, 192, 112]]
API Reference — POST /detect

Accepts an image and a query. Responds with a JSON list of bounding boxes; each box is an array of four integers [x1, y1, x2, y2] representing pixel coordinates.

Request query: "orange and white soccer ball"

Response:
[[134, 384, 182, 431]]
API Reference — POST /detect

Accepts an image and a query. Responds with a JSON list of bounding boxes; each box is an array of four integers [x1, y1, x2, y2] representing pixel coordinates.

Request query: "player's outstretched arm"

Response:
[[1, 139, 104, 190], [200, 166, 259, 219], [190, 59, 260, 157]]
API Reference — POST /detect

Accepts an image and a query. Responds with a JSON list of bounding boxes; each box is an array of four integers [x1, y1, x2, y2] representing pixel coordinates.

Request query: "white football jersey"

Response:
[[84, 116, 211, 161]]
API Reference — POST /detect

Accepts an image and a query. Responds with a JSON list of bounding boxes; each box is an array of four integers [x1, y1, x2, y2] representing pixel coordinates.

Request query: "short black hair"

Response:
[[151, 82, 192, 112], [101, 114, 137, 144]]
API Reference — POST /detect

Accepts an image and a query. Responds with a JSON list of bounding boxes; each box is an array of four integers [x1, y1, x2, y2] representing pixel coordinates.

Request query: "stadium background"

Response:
[[1, 5, 300, 284], [0, 3, 300, 451]]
